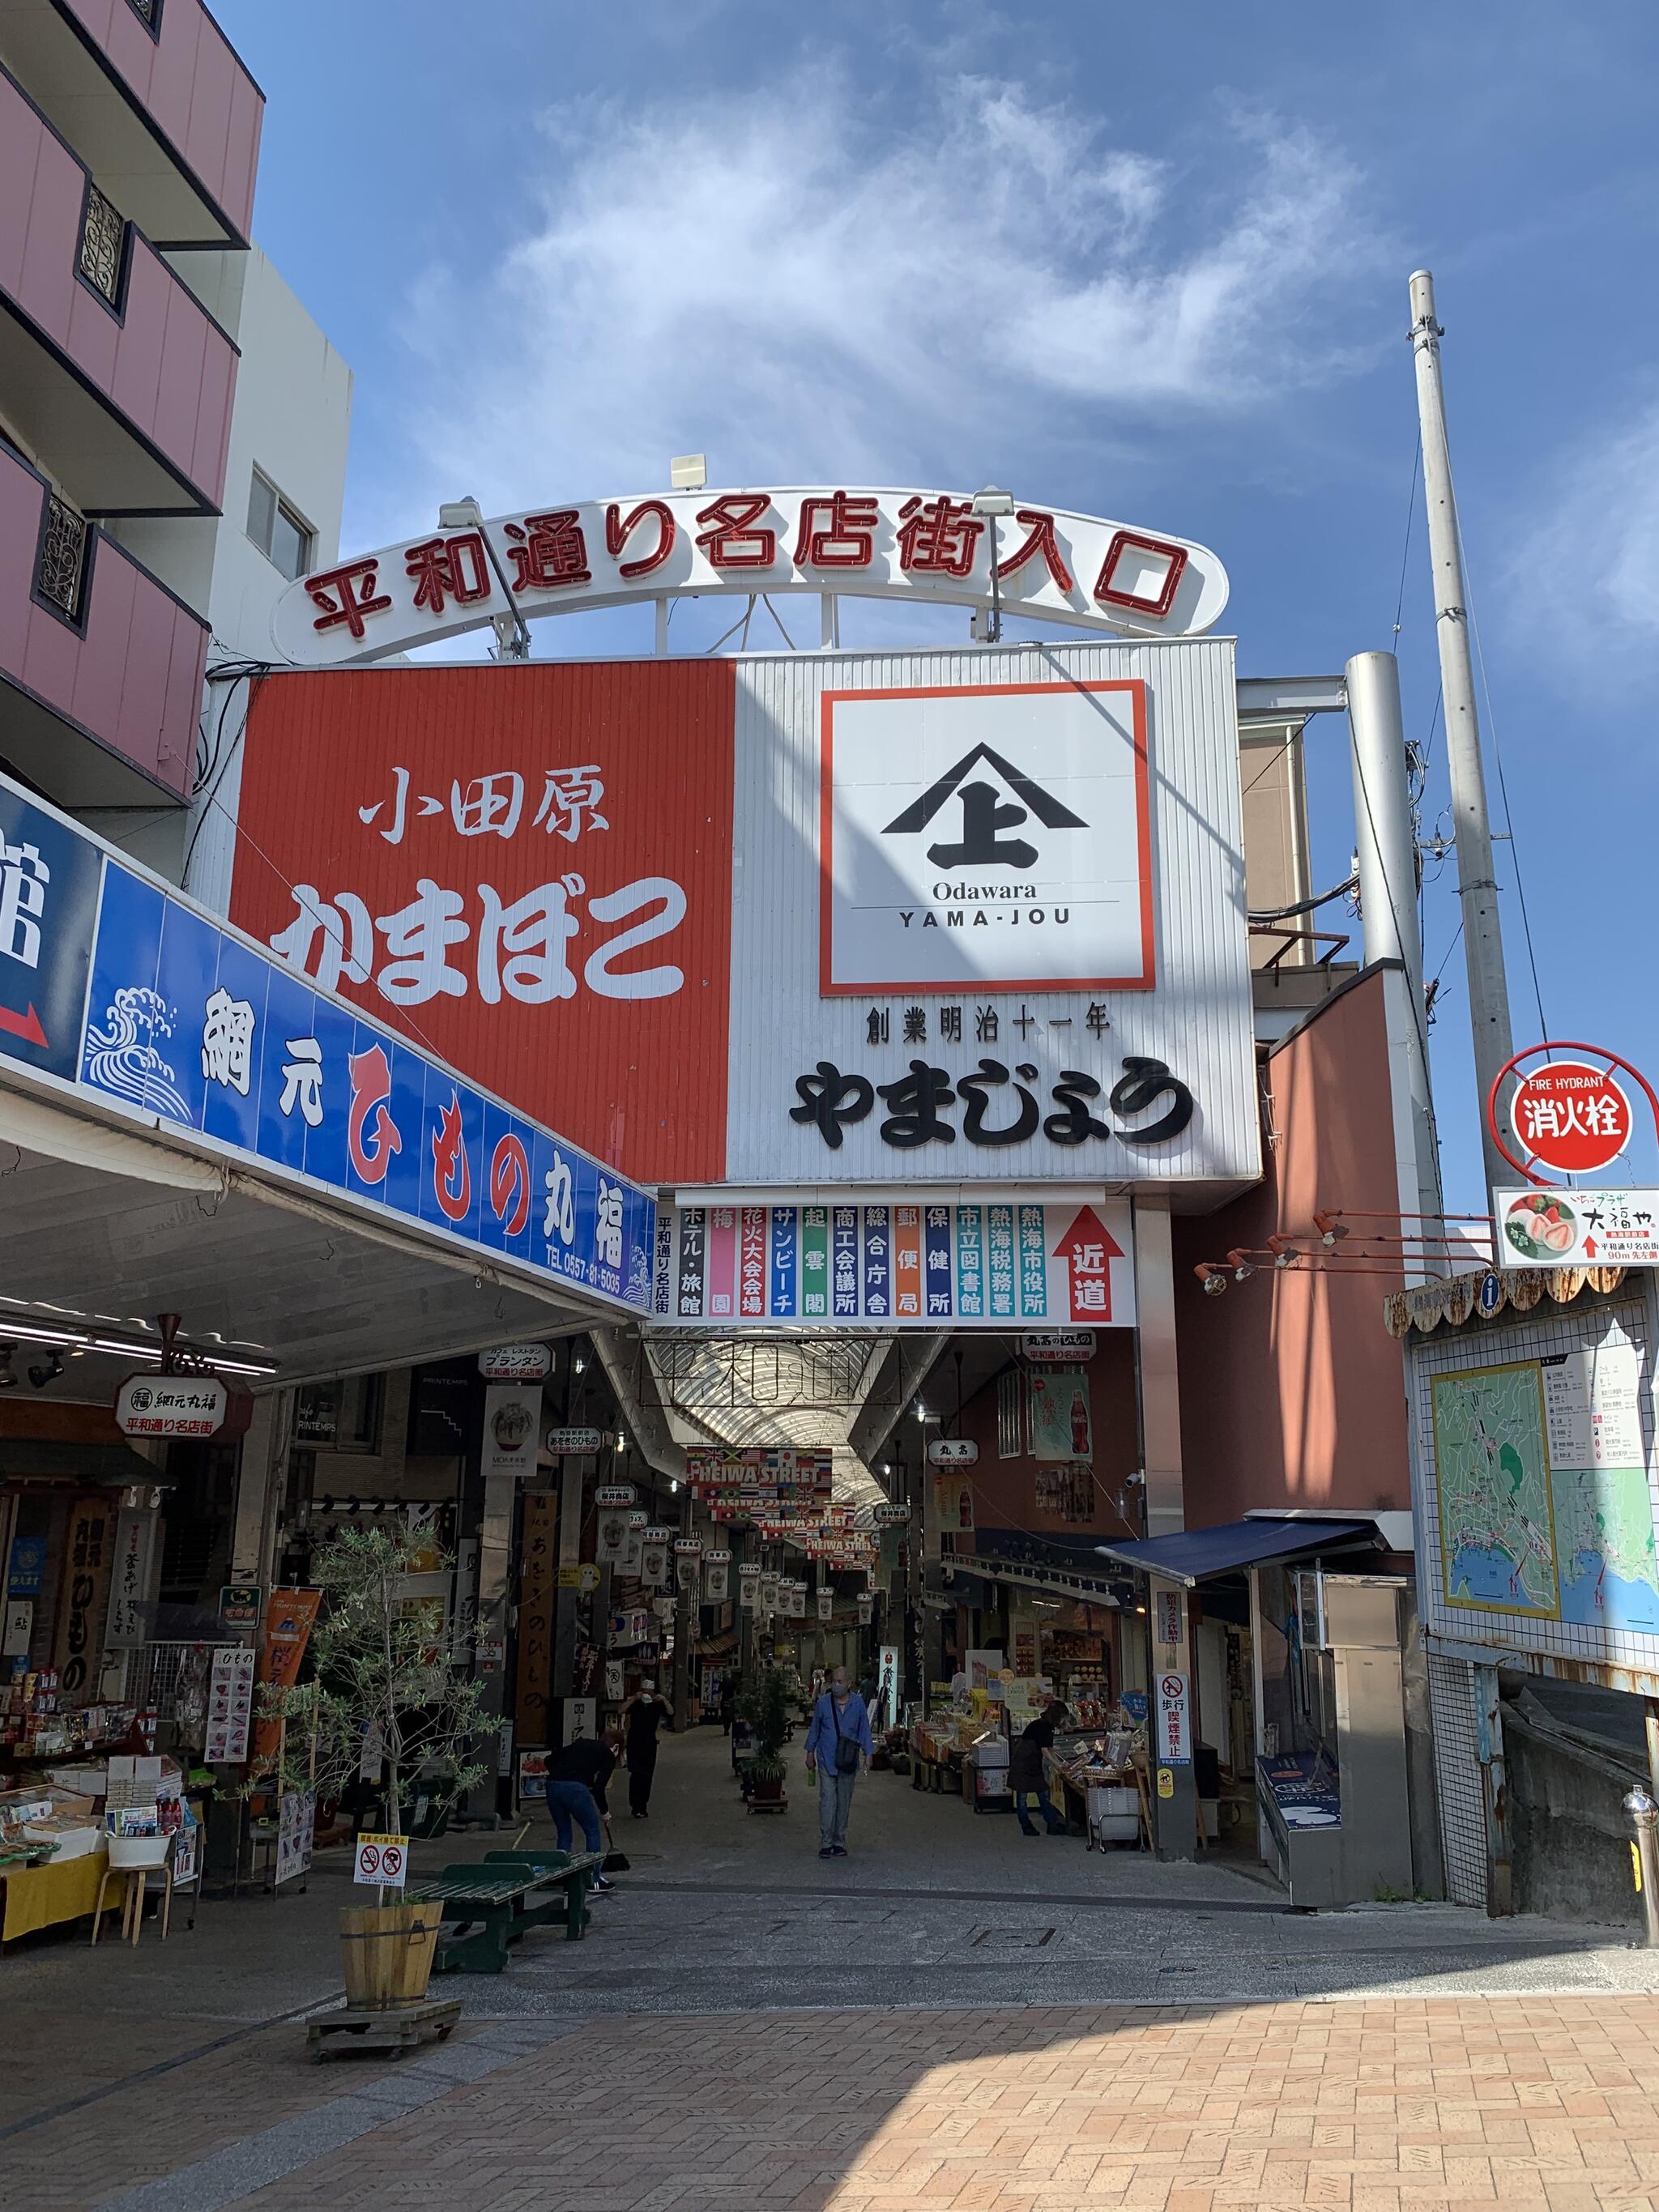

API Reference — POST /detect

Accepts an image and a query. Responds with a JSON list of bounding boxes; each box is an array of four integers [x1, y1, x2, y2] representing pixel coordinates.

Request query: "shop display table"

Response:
[[410, 1853, 603, 1974], [1, 1849, 129, 1942]]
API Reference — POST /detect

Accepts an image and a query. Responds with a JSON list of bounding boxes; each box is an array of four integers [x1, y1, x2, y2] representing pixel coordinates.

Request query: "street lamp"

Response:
[[970, 485, 1015, 643], [437, 496, 530, 660]]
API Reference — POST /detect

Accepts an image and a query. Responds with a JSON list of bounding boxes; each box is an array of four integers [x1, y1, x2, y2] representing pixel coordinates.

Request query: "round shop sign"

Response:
[[1508, 1060, 1631, 1175]]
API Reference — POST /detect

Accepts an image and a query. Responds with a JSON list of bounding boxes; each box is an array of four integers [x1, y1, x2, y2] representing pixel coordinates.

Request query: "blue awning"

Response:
[[1094, 1516, 1380, 1588]]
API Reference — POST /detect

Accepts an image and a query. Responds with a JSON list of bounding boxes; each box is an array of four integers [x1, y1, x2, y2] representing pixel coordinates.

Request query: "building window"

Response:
[[247, 469, 314, 582], [36, 493, 89, 624], [294, 1373, 384, 1452], [126, 0, 162, 33], [79, 181, 127, 309], [996, 1368, 1025, 1459]]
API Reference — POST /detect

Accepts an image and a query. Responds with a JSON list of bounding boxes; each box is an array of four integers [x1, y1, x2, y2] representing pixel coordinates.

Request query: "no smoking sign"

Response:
[[354, 1831, 408, 1887]]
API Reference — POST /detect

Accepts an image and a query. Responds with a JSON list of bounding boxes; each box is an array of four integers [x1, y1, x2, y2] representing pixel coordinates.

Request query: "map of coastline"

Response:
[[1552, 1464, 1659, 1634], [1432, 1362, 1559, 1618]]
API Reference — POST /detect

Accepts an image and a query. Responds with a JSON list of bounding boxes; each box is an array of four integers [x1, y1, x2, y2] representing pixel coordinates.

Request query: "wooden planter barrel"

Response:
[[339, 1903, 441, 2010]]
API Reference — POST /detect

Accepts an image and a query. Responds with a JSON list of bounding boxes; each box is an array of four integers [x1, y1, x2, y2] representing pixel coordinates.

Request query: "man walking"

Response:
[[1009, 1698, 1071, 1837], [804, 1665, 873, 1859], [621, 1680, 673, 1818], [542, 1725, 622, 1891]]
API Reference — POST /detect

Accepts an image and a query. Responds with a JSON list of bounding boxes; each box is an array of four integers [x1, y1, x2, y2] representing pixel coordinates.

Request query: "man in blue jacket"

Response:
[[804, 1666, 875, 1858]]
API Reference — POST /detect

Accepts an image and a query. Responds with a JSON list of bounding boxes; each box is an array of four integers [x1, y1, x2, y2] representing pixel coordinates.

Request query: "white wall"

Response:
[[103, 247, 352, 896]]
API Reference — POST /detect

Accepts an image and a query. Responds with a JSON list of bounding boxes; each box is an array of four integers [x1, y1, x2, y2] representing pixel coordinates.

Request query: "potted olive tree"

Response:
[[256, 1523, 489, 2007], [738, 1664, 791, 1809]]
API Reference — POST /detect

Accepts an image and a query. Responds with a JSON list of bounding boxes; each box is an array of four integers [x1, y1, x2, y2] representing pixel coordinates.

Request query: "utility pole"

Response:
[[1408, 270, 1516, 1201], [1346, 650, 1444, 1254]]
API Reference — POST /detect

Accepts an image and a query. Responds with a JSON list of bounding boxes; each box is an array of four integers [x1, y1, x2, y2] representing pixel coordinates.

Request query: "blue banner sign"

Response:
[[0, 774, 655, 1314]]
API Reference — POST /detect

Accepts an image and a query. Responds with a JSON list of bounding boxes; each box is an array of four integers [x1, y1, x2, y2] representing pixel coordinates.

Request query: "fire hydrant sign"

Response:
[[114, 1374, 228, 1438], [354, 1832, 407, 1887], [1156, 1671, 1191, 1765], [1508, 1062, 1631, 1175]]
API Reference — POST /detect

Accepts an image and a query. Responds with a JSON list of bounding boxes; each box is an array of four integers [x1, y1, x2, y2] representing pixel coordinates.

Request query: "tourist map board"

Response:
[[1431, 1361, 1559, 1617], [1431, 1347, 1659, 1631]]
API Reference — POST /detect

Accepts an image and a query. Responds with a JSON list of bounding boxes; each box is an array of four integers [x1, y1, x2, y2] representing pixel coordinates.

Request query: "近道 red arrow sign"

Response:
[[0, 1001, 46, 1047], [1051, 1205, 1125, 1323]]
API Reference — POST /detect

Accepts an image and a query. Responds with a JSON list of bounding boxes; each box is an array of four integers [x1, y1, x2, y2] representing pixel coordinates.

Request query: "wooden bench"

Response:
[[408, 1853, 602, 1975]]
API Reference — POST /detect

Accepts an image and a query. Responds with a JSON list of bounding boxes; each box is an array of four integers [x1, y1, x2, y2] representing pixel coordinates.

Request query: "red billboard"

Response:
[[229, 663, 735, 1184]]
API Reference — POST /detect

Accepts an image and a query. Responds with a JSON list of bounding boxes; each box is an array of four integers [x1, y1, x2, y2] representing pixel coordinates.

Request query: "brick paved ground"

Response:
[[225, 1996, 1659, 2212], [6, 1730, 1659, 2209]]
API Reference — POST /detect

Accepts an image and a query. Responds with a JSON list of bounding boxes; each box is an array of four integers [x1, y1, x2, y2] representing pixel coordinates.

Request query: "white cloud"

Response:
[[377, 70, 1371, 534], [1511, 398, 1659, 677]]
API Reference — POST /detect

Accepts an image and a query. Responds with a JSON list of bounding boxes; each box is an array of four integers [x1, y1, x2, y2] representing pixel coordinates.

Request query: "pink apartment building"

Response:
[[0, 0, 259, 812]]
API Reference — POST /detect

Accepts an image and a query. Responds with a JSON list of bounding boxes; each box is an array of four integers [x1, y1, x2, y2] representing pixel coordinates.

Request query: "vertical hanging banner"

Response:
[[656, 1198, 1132, 1328], [53, 1497, 117, 1698], [516, 1491, 558, 1745], [482, 1383, 543, 1481], [251, 1588, 321, 1765]]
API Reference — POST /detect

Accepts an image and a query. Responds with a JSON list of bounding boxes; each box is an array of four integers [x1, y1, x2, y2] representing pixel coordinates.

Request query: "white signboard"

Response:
[[719, 640, 1256, 1193], [546, 1426, 603, 1455], [595, 1510, 632, 1564], [114, 1374, 228, 1439], [481, 1383, 541, 1481], [823, 681, 1150, 993], [478, 1343, 552, 1381], [2, 1598, 32, 1657], [1024, 1328, 1098, 1363], [1495, 1187, 1659, 1268], [203, 1643, 254, 1764], [275, 1789, 315, 1886], [1156, 1671, 1191, 1765], [1542, 1345, 1645, 1470], [104, 1507, 155, 1648], [563, 1697, 598, 1744], [270, 489, 1229, 668], [595, 1483, 637, 1506], [355, 1831, 408, 1887], [928, 1438, 979, 1468]]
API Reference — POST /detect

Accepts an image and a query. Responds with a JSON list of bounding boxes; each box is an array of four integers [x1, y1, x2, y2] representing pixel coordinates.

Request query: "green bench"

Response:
[[407, 1852, 603, 1975]]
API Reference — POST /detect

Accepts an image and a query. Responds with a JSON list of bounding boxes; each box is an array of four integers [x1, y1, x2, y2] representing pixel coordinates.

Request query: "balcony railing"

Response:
[[36, 494, 89, 624], [78, 181, 126, 309]]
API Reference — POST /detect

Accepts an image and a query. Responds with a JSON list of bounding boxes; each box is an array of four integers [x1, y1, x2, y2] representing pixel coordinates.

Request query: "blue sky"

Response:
[[221, 1, 1659, 1217]]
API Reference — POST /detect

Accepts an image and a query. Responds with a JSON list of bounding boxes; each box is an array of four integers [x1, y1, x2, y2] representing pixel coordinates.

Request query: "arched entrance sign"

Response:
[[1486, 1040, 1659, 1185], [269, 485, 1228, 667]]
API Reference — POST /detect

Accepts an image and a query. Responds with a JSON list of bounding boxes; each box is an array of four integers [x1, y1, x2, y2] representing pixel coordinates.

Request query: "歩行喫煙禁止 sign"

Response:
[[1156, 1673, 1190, 1765]]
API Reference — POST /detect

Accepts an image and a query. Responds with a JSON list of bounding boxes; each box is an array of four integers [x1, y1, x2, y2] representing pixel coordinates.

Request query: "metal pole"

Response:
[[988, 518, 1001, 643], [1408, 270, 1515, 1200], [1347, 650, 1444, 1249], [1625, 1788, 1659, 1948]]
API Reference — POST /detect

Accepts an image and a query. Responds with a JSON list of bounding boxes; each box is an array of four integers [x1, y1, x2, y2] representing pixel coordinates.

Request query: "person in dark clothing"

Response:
[[1009, 1699, 1070, 1836], [622, 1682, 672, 1817], [543, 1727, 622, 1888]]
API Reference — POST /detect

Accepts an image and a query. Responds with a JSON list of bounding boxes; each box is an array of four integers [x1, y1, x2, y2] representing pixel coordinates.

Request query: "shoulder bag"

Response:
[[829, 1692, 861, 1776]]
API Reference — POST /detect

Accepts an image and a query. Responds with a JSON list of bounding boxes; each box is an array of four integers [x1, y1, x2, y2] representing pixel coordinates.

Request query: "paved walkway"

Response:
[[3, 1724, 1657, 2208]]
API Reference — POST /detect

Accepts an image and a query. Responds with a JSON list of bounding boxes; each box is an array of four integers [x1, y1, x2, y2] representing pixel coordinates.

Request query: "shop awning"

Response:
[[1094, 1516, 1381, 1588], [967, 1528, 1129, 1604]]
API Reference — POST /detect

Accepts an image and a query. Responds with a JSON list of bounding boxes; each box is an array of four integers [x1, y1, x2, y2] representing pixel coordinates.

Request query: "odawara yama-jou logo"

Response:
[[882, 743, 1086, 912]]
